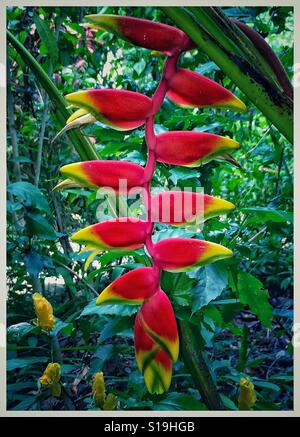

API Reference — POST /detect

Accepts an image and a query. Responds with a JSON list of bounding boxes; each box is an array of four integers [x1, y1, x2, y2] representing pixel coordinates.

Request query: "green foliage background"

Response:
[[7, 6, 293, 411]]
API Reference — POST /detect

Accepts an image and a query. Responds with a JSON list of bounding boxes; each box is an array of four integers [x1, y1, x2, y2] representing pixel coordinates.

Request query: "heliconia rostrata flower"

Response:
[[65, 89, 153, 131], [85, 14, 193, 55], [155, 131, 240, 167], [60, 160, 146, 192], [151, 191, 235, 225], [56, 13, 246, 394], [97, 267, 160, 305], [166, 68, 247, 111], [135, 289, 179, 393]]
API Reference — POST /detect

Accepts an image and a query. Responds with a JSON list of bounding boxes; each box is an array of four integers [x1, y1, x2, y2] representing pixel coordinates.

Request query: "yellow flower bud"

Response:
[[103, 393, 118, 411], [238, 377, 256, 410], [92, 372, 106, 408], [33, 292, 55, 331], [40, 363, 61, 397]]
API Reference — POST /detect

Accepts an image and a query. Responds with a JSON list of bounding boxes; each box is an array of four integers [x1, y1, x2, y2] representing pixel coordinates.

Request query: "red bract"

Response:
[[97, 267, 160, 305], [139, 289, 179, 362], [134, 289, 179, 394], [151, 191, 235, 225], [155, 131, 240, 167], [134, 312, 172, 394], [167, 68, 247, 111], [85, 14, 193, 55], [60, 160, 146, 192], [58, 13, 243, 396], [152, 238, 233, 272], [71, 218, 152, 251], [65, 89, 153, 131]]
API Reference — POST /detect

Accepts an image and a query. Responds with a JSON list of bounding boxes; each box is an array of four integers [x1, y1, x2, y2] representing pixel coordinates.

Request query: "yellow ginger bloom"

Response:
[[92, 372, 106, 408], [40, 363, 61, 397], [33, 292, 55, 331], [92, 372, 118, 410], [238, 377, 256, 410]]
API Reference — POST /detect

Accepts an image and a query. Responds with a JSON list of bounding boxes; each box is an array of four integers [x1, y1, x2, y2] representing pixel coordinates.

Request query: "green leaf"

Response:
[[7, 382, 37, 393], [154, 227, 196, 242], [219, 393, 238, 410], [153, 392, 207, 411], [161, 272, 194, 307], [189, 262, 228, 312], [80, 299, 139, 318], [52, 320, 74, 336], [240, 207, 293, 224], [7, 322, 35, 342], [196, 61, 220, 74], [237, 272, 273, 328], [11, 396, 38, 411], [25, 212, 57, 240], [7, 181, 50, 214], [24, 251, 44, 278], [253, 380, 280, 392], [34, 15, 58, 65], [168, 167, 200, 185], [99, 317, 133, 342], [89, 344, 114, 375], [7, 356, 48, 371], [133, 59, 146, 76]]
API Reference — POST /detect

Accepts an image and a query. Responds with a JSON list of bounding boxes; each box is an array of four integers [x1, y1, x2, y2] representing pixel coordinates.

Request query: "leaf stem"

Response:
[[162, 7, 293, 143]]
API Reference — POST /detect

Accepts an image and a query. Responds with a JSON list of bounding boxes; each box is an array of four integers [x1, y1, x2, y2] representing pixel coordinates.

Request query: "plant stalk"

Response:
[[179, 320, 224, 410], [162, 7, 293, 144], [7, 30, 99, 161]]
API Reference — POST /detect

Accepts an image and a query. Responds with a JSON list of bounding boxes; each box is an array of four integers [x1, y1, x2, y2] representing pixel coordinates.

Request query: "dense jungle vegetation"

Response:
[[7, 6, 293, 411]]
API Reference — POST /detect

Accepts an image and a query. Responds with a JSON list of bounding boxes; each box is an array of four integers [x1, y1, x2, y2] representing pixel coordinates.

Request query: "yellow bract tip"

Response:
[[220, 136, 240, 150], [96, 285, 112, 305], [84, 14, 118, 33], [229, 96, 247, 112], [64, 90, 92, 108], [67, 108, 89, 124], [201, 241, 233, 266]]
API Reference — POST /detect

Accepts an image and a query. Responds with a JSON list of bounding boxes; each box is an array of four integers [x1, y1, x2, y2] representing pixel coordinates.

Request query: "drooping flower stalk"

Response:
[[56, 14, 246, 398]]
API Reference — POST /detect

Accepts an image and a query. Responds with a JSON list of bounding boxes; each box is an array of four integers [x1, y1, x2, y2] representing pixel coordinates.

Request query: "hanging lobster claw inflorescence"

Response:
[[56, 13, 246, 394]]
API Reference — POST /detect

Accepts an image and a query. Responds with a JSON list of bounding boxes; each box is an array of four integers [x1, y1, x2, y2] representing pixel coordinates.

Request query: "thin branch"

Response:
[[52, 258, 98, 297], [7, 53, 21, 182], [34, 16, 62, 186]]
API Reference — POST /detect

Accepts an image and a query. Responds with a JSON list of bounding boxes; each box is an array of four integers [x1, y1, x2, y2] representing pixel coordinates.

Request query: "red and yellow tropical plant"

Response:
[[56, 14, 246, 394]]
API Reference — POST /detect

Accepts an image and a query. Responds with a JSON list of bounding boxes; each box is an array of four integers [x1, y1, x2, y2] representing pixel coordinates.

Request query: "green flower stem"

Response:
[[50, 333, 62, 363], [7, 29, 131, 217], [162, 7, 293, 143], [8, 22, 222, 410], [179, 320, 224, 410], [7, 30, 99, 161], [187, 7, 280, 87]]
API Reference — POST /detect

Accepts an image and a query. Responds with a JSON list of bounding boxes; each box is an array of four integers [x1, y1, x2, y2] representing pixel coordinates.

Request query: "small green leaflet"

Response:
[[7, 181, 51, 214], [188, 262, 228, 312], [80, 298, 139, 317], [153, 392, 207, 411], [240, 207, 293, 224], [237, 272, 273, 328], [34, 15, 59, 65]]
